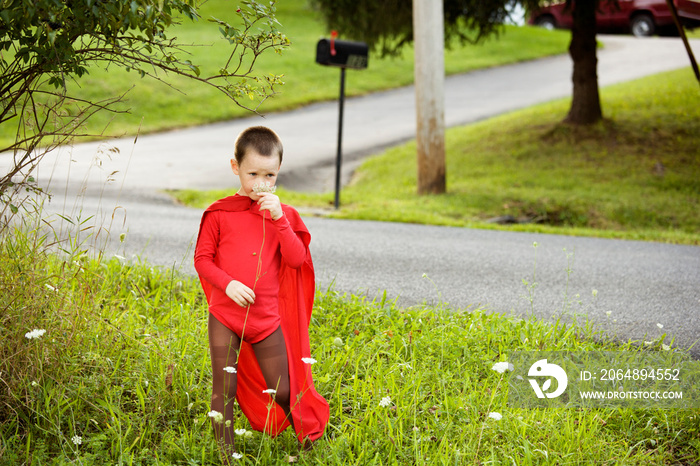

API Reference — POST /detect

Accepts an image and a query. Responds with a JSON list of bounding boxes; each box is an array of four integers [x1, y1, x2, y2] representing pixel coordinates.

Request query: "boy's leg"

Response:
[[252, 326, 292, 422], [208, 313, 241, 450]]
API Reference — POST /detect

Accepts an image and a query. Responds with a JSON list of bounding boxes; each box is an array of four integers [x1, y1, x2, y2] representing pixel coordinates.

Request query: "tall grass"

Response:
[[1, 206, 698, 464]]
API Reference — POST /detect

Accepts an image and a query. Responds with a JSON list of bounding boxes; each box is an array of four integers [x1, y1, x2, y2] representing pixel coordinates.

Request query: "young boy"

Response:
[[194, 126, 328, 455]]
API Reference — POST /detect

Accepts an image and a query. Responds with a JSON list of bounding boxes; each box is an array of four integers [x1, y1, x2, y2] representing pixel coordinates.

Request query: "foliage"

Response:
[[1, 218, 698, 464], [308, 0, 543, 57], [0, 0, 288, 202]]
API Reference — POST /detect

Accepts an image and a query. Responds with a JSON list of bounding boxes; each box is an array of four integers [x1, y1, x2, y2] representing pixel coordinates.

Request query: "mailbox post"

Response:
[[315, 34, 368, 209]]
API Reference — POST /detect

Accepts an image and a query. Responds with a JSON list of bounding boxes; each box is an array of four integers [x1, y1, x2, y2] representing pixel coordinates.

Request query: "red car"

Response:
[[528, 0, 700, 37]]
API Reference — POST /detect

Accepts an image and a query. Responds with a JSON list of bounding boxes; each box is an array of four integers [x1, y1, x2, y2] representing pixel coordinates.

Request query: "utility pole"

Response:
[[413, 0, 446, 194]]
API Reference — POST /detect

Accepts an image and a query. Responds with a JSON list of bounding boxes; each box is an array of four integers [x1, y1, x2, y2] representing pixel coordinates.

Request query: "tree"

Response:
[[562, 0, 603, 124], [0, 0, 288, 211]]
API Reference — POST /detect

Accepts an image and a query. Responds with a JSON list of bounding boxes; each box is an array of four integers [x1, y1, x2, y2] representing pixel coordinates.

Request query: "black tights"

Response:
[[208, 314, 291, 449]]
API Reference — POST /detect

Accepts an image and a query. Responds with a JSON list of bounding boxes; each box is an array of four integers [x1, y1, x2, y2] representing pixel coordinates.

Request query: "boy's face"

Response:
[[231, 150, 281, 201]]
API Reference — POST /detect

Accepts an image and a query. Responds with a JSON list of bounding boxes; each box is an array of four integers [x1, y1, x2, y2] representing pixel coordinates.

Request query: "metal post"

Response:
[[334, 67, 346, 209]]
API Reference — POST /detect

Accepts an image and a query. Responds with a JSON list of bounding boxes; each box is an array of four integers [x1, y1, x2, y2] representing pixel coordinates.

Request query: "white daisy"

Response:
[[491, 362, 514, 374]]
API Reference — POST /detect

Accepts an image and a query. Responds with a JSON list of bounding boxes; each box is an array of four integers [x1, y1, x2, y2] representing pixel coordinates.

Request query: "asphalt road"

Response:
[[3, 35, 699, 355]]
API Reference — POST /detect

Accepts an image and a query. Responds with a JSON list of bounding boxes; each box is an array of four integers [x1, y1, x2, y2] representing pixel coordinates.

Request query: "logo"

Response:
[[528, 359, 568, 399]]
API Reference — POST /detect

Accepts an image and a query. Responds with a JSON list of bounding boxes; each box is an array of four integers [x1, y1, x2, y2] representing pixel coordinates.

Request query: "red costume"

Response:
[[194, 194, 329, 442]]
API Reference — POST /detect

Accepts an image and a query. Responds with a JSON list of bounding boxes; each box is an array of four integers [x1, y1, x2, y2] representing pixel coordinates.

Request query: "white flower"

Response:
[[302, 357, 317, 364], [488, 412, 503, 421], [662, 344, 671, 351], [71, 435, 82, 445], [223, 366, 237, 374], [657, 323, 664, 329], [235, 428, 247, 436], [252, 182, 277, 194], [244, 431, 253, 438], [232, 452, 243, 460], [262, 388, 277, 395], [45, 284, 56, 292], [379, 396, 392, 407], [207, 410, 224, 423], [491, 362, 514, 374], [24, 329, 46, 340]]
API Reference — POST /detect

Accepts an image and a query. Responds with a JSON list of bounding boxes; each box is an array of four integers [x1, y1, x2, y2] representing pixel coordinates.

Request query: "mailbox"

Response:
[[316, 38, 369, 70]]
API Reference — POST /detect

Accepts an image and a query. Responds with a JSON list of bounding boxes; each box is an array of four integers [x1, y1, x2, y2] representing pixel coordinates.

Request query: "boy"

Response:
[[194, 126, 328, 456]]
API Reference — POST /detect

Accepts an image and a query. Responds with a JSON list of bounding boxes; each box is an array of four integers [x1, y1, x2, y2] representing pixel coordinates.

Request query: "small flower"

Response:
[[235, 428, 247, 436], [488, 412, 503, 421], [491, 362, 514, 374], [252, 182, 276, 194], [379, 396, 392, 407], [225, 420, 232, 428], [232, 452, 243, 460], [262, 388, 277, 395], [606, 311, 612, 317], [207, 410, 224, 423], [244, 430, 253, 438], [657, 323, 664, 329], [25, 329, 46, 340], [302, 357, 317, 364], [333, 337, 343, 347], [223, 366, 237, 374], [45, 283, 56, 292], [592, 289, 598, 297], [71, 435, 82, 445], [662, 344, 671, 351], [119, 232, 127, 243]]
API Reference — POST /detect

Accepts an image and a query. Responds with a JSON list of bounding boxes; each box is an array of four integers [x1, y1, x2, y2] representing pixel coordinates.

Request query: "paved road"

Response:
[[3, 35, 699, 355]]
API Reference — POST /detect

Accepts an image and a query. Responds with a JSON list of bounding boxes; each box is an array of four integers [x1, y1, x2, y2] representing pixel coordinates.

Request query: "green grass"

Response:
[[1, 218, 699, 465], [173, 67, 700, 245], [0, 0, 570, 148]]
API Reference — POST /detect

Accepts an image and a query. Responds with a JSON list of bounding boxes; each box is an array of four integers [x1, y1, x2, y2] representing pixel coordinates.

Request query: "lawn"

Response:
[[173, 67, 700, 245]]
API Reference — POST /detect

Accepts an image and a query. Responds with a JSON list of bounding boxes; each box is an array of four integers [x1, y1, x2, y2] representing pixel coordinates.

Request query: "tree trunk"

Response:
[[565, 0, 602, 124], [413, 0, 446, 194]]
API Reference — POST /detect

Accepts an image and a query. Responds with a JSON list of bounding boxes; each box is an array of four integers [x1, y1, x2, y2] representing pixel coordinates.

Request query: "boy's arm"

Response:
[[194, 212, 236, 291], [273, 211, 307, 269], [194, 211, 256, 307]]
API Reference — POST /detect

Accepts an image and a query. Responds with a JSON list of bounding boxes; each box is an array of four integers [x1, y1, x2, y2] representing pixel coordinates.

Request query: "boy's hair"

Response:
[[234, 126, 284, 164]]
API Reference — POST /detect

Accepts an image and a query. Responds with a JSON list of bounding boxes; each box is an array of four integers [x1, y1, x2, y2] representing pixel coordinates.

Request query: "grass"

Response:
[[1, 215, 699, 465], [0, 0, 570, 148], [172, 67, 700, 245]]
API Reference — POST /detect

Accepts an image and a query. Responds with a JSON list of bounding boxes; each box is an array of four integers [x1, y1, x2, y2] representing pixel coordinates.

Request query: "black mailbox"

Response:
[[316, 38, 369, 70]]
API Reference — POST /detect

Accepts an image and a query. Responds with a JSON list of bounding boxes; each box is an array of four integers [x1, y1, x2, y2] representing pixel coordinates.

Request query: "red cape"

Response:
[[196, 195, 329, 442]]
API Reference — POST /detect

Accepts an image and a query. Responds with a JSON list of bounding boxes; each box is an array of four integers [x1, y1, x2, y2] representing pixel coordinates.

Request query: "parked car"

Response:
[[528, 0, 700, 37]]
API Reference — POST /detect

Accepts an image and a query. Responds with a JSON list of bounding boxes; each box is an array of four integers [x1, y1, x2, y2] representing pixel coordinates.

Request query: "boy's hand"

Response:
[[225, 280, 256, 307], [257, 192, 283, 220]]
